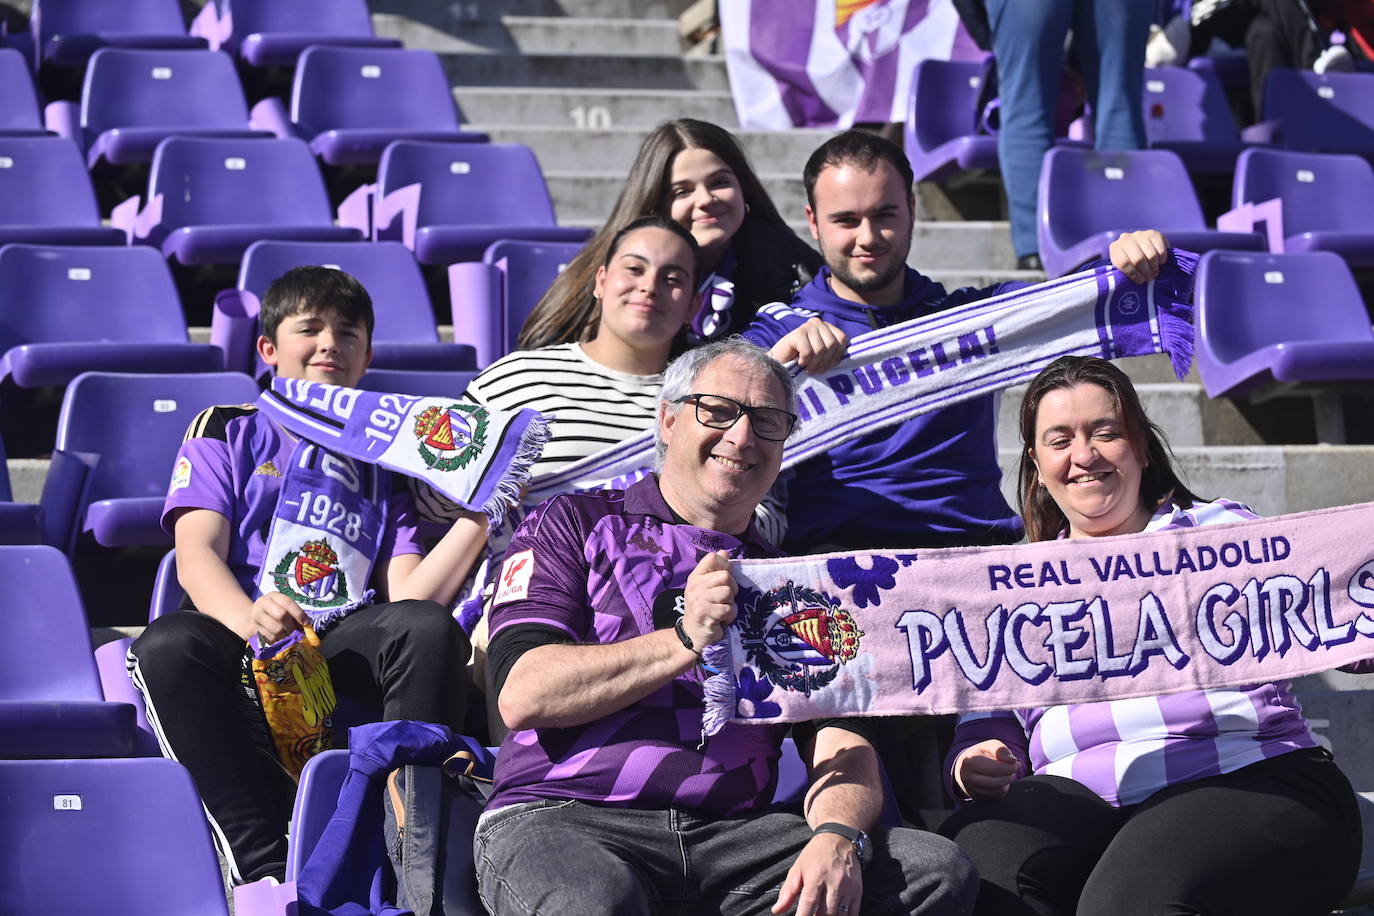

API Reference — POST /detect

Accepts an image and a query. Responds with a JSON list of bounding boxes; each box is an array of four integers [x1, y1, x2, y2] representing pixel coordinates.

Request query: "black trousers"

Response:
[[1190, 0, 1325, 116], [939, 748, 1361, 916], [129, 602, 470, 884]]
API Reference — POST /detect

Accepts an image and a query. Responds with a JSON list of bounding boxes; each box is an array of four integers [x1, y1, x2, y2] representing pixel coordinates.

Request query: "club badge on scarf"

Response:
[[255, 439, 386, 632], [701, 501, 1374, 736], [258, 378, 548, 527], [525, 250, 1198, 505]]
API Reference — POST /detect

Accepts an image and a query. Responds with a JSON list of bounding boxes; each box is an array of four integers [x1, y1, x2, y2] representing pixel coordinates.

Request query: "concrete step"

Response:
[[997, 381, 1264, 451], [374, 14, 682, 56], [996, 445, 1374, 520], [454, 86, 737, 128], [373, 0, 693, 22], [438, 51, 728, 91], [477, 125, 831, 174]]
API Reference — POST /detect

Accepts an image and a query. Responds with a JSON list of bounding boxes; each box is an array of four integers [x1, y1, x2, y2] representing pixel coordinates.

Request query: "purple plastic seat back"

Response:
[[149, 136, 339, 234], [1039, 147, 1205, 252], [487, 239, 585, 354], [0, 49, 45, 133], [379, 141, 560, 230], [0, 135, 107, 228], [55, 371, 259, 509], [293, 46, 459, 137], [215, 0, 399, 67], [1233, 147, 1374, 237], [908, 58, 984, 155], [0, 757, 229, 915], [32, 0, 204, 68], [239, 240, 438, 344], [1261, 68, 1374, 156], [81, 48, 254, 153], [149, 548, 182, 621], [1198, 250, 1374, 365], [1142, 66, 1240, 146], [0, 545, 103, 700], [0, 244, 188, 353]]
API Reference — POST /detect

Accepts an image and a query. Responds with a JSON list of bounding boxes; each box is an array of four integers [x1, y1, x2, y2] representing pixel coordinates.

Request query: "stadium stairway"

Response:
[[3, 0, 1369, 908]]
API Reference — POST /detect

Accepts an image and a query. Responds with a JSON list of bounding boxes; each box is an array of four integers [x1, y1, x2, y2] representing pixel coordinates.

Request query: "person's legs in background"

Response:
[[1076, 0, 1151, 152], [986, 0, 1073, 267]]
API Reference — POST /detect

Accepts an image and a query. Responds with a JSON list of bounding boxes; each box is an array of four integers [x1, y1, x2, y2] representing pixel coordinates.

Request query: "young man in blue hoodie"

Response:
[[743, 130, 1170, 823]]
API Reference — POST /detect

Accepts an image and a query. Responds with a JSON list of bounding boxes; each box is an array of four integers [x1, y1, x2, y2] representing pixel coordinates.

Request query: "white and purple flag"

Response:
[[722, 0, 983, 129]]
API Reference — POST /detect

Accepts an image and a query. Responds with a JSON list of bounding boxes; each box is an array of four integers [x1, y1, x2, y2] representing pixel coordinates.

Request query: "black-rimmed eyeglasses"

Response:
[[673, 394, 798, 441]]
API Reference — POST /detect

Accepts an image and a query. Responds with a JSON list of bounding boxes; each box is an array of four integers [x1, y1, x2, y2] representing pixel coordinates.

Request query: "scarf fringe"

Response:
[[310, 590, 376, 636], [701, 641, 735, 740], [1157, 248, 1198, 381], [480, 415, 551, 528]]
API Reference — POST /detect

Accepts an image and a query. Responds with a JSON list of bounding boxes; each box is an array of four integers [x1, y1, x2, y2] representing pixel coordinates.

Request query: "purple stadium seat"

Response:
[[0, 757, 229, 914], [39, 371, 259, 552], [30, 0, 205, 70], [112, 136, 362, 266], [448, 239, 584, 366], [351, 141, 589, 267], [0, 431, 43, 544], [0, 545, 137, 758], [1188, 53, 1251, 94], [0, 48, 50, 136], [0, 244, 223, 388], [902, 58, 999, 183], [357, 368, 478, 398], [192, 0, 401, 70], [1141, 65, 1244, 175], [149, 547, 182, 620], [1195, 250, 1374, 398], [47, 48, 269, 168], [1229, 148, 1374, 267], [1036, 147, 1265, 278], [1242, 69, 1374, 159], [248, 46, 487, 167], [212, 239, 477, 377], [0, 136, 126, 246]]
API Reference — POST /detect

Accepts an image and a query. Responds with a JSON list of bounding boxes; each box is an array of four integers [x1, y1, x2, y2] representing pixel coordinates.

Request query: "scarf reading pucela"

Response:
[[701, 502, 1374, 736]]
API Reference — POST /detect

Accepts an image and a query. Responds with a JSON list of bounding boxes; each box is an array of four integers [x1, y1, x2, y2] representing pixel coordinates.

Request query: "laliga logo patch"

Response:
[[493, 550, 534, 607], [740, 581, 863, 694], [413, 403, 489, 472], [1117, 291, 1141, 315], [170, 456, 192, 492], [273, 538, 350, 608]]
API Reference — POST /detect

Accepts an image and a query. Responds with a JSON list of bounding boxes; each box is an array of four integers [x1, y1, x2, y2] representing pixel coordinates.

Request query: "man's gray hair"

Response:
[[654, 337, 799, 465]]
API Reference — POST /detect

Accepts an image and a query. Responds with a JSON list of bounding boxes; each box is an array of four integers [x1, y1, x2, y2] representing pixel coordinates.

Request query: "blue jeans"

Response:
[[475, 799, 978, 915], [986, 0, 1153, 257]]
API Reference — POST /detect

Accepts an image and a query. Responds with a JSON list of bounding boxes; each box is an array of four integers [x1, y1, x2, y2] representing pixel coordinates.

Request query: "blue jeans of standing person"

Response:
[[474, 799, 978, 915], [986, 0, 1153, 260]]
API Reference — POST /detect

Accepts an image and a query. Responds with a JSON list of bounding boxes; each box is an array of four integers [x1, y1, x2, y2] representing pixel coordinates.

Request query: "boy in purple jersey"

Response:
[[476, 338, 978, 916], [128, 267, 484, 886]]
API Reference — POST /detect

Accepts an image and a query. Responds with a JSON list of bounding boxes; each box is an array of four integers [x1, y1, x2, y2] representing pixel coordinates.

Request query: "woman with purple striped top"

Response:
[[938, 355, 1361, 915]]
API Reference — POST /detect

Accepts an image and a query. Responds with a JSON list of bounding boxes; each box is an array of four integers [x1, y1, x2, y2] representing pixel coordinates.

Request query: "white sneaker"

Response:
[[1314, 44, 1354, 74]]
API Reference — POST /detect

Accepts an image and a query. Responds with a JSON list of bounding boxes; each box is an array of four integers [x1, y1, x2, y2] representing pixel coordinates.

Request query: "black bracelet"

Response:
[[673, 616, 699, 656]]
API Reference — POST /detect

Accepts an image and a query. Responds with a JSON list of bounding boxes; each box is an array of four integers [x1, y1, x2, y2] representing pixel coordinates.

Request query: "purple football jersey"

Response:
[[487, 476, 789, 816], [161, 405, 423, 599]]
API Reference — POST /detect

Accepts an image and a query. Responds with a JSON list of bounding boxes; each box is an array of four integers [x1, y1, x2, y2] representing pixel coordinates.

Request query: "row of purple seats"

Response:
[[903, 60, 1242, 184], [40, 45, 485, 170], [0, 541, 227, 912], [15, 0, 391, 74], [1036, 147, 1265, 278]]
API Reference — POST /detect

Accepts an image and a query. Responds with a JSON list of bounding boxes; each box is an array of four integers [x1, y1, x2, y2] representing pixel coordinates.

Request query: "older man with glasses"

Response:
[[474, 337, 977, 916]]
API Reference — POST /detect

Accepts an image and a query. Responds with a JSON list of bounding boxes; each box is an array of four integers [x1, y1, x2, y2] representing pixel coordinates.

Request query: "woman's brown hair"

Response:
[[517, 118, 786, 349], [1018, 356, 1201, 542]]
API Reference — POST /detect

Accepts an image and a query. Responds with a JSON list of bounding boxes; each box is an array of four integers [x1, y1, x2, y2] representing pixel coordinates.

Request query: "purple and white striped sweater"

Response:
[[486, 476, 790, 816], [948, 498, 1319, 807]]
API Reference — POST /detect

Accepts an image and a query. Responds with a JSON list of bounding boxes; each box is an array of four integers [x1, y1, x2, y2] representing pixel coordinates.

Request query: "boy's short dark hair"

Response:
[[260, 266, 376, 344], [802, 129, 916, 210]]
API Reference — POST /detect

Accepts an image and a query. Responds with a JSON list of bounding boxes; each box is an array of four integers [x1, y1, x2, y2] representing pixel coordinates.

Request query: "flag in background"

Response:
[[722, 0, 983, 129]]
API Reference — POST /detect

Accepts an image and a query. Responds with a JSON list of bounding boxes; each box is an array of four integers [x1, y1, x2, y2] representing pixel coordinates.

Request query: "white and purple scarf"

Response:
[[701, 501, 1374, 735]]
